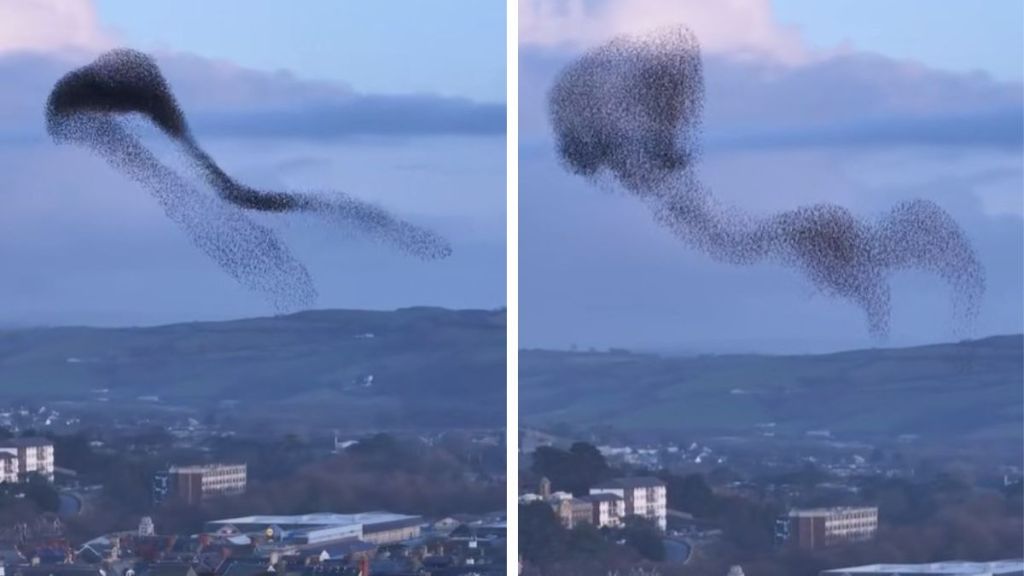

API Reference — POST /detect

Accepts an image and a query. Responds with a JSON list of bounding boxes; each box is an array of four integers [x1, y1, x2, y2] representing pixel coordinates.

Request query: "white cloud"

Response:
[[0, 51, 503, 142], [0, 0, 111, 55], [519, 0, 809, 63]]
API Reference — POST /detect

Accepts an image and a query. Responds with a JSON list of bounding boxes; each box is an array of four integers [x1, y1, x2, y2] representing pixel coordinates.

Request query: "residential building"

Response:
[[583, 493, 625, 528], [0, 438, 54, 482], [0, 453, 19, 483], [590, 477, 667, 531], [546, 494, 574, 529], [544, 496, 594, 529], [521, 485, 595, 530], [569, 498, 593, 528], [152, 472, 171, 505], [165, 464, 247, 505], [782, 507, 878, 550], [821, 560, 1024, 575]]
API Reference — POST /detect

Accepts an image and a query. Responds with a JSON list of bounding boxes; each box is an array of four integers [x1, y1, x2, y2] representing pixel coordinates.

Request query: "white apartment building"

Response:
[[590, 477, 667, 531], [0, 438, 55, 482], [583, 493, 625, 528], [0, 453, 19, 483]]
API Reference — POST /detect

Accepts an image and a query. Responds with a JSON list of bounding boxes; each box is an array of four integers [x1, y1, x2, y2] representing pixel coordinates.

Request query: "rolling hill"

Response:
[[520, 335, 1023, 443], [0, 307, 505, 429]]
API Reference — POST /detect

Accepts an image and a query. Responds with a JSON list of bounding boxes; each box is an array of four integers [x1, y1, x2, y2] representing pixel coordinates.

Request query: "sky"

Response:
[[773, 0, 1023, 82], [92, 0, 507, 102], [0, 0, 505, 327], [519, 0, 1023, 353]]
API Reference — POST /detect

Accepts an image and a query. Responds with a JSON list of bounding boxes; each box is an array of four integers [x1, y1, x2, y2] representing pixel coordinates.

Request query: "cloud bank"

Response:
[[520, 0, 808, 63], [0, 0, 111, 55], [0, 51, 505, 144]]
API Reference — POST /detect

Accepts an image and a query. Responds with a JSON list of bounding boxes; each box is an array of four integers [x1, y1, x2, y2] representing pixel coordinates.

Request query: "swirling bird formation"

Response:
[[549, 28, 983, 337], [47, 49, 451, 311]]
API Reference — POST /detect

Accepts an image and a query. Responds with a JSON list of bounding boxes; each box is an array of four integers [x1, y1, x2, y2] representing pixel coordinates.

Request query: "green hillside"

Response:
[[0, 307, 505, 428], [520, 335, 1023, 442]]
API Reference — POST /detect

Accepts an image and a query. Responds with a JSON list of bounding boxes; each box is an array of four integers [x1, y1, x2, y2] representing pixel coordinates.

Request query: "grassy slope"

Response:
[[520, 335, 1023, 441], [0, 307, 506, 427]]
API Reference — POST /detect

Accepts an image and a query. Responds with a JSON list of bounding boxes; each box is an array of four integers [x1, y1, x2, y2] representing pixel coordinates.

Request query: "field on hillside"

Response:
[[520, 335, 1023, 444]]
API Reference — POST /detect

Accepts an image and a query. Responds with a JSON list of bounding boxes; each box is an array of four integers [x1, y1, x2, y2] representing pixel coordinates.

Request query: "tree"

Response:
[[520, 502, 568, 565], [566, 523, 610, 558], [620, 517, 665, 562], [23, 473, 60, 512], [667, 473, 716, 517], [531, 443, 610, 495], [718, 497, 779, 553], [571, 442, 611, 486], [708, 465, 742, 486]]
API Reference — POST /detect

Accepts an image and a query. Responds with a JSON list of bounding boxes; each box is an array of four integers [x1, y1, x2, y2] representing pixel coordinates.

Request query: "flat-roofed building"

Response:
[[0, 453, 19, 483], [590, 477, 667, 531], [542, 492, 594, 529], [205, 512, 424, 546], [360, 516, 423, 544], [547, 494, 574, 529], [0, 438, 54, 482], [167, 464, 247, 505], [784, 507, 878, 550], [821, 559, 1023, 575], [583, 493, 625, 528], [569, 498, 594, 528]]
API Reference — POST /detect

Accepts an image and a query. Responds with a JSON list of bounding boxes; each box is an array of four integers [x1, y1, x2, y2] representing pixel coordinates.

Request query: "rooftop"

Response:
[[361, 517, 424, 533], [0, 437, 53, 448], [584, 493, 623, 503], [790, 506, 878, 518], [169, 464, 246, 473], [592, 477, 666, 490], [821, 560, 1024, 575], [207, 512, 419, 529]]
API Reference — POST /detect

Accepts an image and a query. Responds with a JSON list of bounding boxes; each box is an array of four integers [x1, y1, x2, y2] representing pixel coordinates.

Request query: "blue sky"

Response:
[[774, 0, 1023, 80], [1, 0, 1021, 344], [0, 0, 506, 326], [94, 0, 507, 102]]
